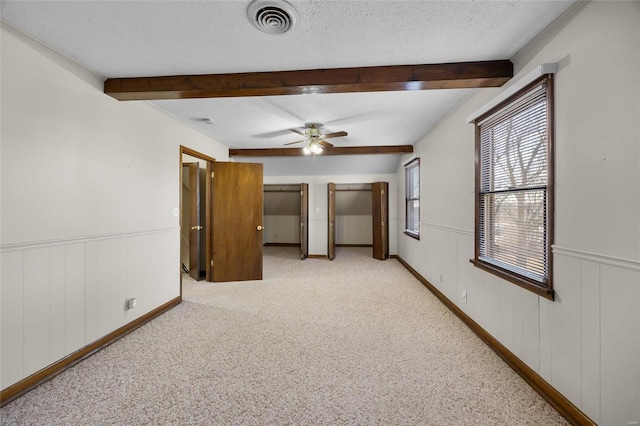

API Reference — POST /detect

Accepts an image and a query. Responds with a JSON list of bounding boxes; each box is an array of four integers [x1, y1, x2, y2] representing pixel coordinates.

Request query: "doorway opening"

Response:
[[180, 146, 214, 286]]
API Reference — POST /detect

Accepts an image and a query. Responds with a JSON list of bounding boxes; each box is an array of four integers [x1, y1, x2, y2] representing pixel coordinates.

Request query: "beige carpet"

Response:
[[1, 247, 568, 425]]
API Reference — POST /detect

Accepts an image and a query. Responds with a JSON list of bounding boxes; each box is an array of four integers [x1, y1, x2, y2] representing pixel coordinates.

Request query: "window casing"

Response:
[[472, 75, 554, 299], [405, 158, 420, 239]]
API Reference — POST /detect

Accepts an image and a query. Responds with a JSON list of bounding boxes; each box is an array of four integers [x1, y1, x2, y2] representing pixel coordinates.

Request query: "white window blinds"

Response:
[[405, 158, 420, 236], [477, 79, 550, 284]]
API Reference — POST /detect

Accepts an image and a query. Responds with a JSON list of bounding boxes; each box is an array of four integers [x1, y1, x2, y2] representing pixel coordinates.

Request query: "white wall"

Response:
[[263, 215, 300, 243], [264, 174, 398, 256], [396, 3, 640, 425], [335, 190, 373, 245], [335, 216, 373, 245], [263, 190, 300, 244], [0, 25, 229, 389]]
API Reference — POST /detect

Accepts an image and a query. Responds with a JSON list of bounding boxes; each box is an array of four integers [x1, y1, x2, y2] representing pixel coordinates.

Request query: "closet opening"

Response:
[[328, 182, 388, 260], [263, 183, 309, 260]]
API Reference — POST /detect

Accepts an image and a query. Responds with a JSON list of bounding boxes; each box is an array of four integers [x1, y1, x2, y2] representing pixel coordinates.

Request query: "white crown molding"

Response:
[[1, 19, 106, 87]]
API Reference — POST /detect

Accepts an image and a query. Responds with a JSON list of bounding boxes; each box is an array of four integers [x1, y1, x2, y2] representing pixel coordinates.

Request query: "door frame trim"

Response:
[[372, 181, 389, 260], [327, 183, 336, 260], [329, 182, 388, 260], [300, 183, 309, 259], [180, 146, 215, 290]]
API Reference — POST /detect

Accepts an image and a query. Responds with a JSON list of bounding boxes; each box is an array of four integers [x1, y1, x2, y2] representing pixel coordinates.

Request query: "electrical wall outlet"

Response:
[[462, 291, 468, 303], [126, 298, 137, 310], [439, 274, 443, 283]]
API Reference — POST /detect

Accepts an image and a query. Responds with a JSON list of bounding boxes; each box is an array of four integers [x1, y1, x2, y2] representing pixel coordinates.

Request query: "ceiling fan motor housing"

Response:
[[305, 123, 324, 140], [248, 0, 298, 35]]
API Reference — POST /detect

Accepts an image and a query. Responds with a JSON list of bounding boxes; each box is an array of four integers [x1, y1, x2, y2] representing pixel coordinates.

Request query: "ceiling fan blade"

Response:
[[319, 140, 334, 148], [253, 129, 294, 138], [283, 139, 305, 146], [324, 131, 348, 139], [290, 128, 305, 136], [259, 98, 306, 122], [325, 112, 381, 127]]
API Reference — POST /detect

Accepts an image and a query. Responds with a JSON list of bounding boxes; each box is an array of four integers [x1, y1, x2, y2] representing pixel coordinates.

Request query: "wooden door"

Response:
[[204, 162, 212, 281], [328, 182, 336, 260], [372, 182, 389, 260], [300, 183, 309, 260], [212, 162, 264, 282], [186, 163, 202, 280]]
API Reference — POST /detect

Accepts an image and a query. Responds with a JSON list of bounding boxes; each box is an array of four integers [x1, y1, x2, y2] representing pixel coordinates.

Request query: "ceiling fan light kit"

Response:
[[303, 141, 323, 155], [248, 0, 298, 35]]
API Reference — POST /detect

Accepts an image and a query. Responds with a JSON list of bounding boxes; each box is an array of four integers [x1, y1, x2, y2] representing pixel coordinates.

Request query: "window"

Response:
[[404, 158, 420, 239], [472, 75, 554, 299]]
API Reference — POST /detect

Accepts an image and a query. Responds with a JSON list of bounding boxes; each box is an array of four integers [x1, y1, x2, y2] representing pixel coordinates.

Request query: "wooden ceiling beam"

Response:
[[229, 145, 413, 157], [104, 60, 513, 101]]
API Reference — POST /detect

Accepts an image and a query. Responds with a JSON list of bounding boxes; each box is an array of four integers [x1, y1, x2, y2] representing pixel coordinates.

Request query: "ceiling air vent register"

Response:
[[248, 0, 298, 35]]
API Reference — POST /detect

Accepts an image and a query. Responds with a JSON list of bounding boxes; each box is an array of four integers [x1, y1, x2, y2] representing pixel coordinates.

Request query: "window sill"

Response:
[[470, 259, 554, 300], [404, 230, 420, 240]]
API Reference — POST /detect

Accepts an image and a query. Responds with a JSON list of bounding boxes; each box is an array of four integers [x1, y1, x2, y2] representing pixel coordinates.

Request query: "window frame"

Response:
[[471, 75, 555, 300], [404, 158, 420, 239]]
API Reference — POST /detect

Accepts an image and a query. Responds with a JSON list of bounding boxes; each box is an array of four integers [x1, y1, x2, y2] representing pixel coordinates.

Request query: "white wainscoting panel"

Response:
[[85, 241, 99, 344], [0, 228, 180, 390], [401, 224, 640, 425], [50, 246, 66, 362], [548, 254, 583, 407], [552, 247, 640, 424], [521, 289, 541, 373], [23, 247, 51, 377], [580, 259, 601, 423], [599, 264, 639, 425], [483, 274, 507, 346], [510, 283, 523, 360], [1, 251, 25, 389], [65, 243, 86, 355], [539, 296, 553, 386], [158, 230, 180, 305], [499, 278, 515, 355], [97, 238, 121, 338], [125, 235, 144, 323]]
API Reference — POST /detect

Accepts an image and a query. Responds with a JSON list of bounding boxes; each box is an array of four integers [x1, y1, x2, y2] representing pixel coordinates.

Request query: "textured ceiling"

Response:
[[1, 0, 576, 176]]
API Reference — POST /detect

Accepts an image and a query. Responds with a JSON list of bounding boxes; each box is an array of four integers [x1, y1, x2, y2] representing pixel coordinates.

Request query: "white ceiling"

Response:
[[0, 0, 575, 176]]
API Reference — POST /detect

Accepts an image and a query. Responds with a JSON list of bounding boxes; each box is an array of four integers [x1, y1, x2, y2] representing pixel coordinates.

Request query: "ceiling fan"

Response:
[[284, 123, 348, 154]]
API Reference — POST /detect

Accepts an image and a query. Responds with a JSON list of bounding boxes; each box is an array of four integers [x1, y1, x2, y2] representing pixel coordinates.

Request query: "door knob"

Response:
[[257, 225, 263, 231]]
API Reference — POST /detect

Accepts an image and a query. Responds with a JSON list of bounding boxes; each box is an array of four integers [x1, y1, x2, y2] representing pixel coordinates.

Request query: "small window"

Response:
[[472, 75, 554, 299], [405, 158, 420, 239]]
